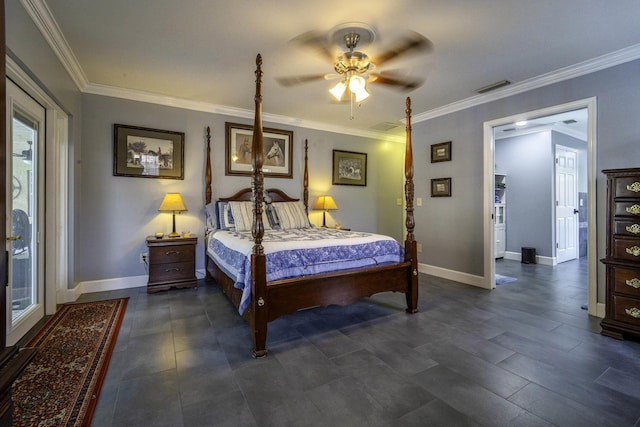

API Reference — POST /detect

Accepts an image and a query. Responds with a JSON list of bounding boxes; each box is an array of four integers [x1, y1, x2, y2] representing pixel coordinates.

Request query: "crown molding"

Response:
[[412, 43, 640, 123], [84, 83, 405, 143], [20, 0, 89, 90]]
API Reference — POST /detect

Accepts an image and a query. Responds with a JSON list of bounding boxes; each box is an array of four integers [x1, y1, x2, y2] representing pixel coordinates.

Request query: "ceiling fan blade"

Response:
[[291, 30, 335, 63], [275, 74, 333, 87], [369, 73, 424, 90], [373, 32, 434, 67]]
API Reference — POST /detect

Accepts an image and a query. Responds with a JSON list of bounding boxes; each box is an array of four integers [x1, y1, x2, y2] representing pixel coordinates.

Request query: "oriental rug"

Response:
[[12, 298, 128, 427]]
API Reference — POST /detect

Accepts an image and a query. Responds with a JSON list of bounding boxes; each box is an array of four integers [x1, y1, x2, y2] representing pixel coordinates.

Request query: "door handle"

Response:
[[573, 209, 579, 214], [6, 235, 22, 241]]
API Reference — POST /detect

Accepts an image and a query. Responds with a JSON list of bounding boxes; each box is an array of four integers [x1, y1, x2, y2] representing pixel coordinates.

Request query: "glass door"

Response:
[[6, 79, 45, 345]]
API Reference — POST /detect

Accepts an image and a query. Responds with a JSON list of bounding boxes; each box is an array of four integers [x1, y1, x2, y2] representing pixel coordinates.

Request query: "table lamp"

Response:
[[313, 195, 338, 228], [159, 193, 187, 237]]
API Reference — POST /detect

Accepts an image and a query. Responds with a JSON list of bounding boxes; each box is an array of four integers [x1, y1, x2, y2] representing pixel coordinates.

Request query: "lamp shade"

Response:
[[313, 195, 338, 211], [159, 193, 187, 212]]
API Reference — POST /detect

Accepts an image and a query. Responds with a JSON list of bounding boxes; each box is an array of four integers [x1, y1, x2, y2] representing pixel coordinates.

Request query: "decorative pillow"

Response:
[[265, 203, 280, 229], [205, 202, 217, 230], [215, 201, 235, 230], [272, 201, 310, 230], [229, 201, 272, 232]]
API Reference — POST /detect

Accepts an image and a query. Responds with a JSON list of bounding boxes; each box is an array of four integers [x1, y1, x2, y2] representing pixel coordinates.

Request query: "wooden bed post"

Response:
[[250, 54, 268, 357], [205, 126, 212, 207], [404, 97, 419, 313], [303, 139, 309, 214]]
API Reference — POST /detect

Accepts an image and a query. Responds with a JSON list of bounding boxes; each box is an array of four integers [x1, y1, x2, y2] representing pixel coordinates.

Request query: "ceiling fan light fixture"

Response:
[[329, 80, 347, 101], [354, 87, 370, 103]]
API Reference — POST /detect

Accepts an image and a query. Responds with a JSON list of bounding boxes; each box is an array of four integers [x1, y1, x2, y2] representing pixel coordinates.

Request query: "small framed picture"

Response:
[[113, 124, 185, 179], [332, 150, 367, 186], [225, 122, 293, 178], [431, 141, 452, 163], [431, 177, 452, 197]]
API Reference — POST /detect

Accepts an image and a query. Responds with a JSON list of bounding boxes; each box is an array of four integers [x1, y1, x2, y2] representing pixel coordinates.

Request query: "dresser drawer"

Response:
[[613, 201, 640, 218], [611, 236, 640, 261], [613, 220, 640, 237], [613, 176, 640, 198], [612, 295, 640, 326], [611, 266, 640, 297], [148, 245, 194, 264], [149, 261, 194, 282]]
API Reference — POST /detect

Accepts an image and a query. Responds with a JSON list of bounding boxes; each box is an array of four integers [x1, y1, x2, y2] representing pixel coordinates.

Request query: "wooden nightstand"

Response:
[[146, 236, 197, 293]]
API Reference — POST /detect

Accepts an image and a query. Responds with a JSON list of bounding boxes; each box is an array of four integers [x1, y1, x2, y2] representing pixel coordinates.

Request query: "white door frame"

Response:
[[7, 56, 70, 316], [483, 97, 599, 317]]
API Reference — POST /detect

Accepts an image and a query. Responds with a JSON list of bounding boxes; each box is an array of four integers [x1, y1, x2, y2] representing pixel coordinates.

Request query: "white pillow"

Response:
[[229, 201, 272, 232], [272, 201, 310, 230]]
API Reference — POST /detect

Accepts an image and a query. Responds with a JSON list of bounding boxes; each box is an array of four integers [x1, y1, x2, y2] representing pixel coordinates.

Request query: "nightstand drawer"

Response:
[[148, 245, 194, 264], [149, 261, 194, 283]]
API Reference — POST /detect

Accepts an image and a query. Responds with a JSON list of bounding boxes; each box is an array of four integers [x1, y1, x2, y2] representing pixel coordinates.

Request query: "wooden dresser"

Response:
[[601, 168, 640, 339], [146, 236, 197, 293]]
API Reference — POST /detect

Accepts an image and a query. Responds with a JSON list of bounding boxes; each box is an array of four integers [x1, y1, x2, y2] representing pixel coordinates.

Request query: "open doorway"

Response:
[[482, 98, 599, 317]]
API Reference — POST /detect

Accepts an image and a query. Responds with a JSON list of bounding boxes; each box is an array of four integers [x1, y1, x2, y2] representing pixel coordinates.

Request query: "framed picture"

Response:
[[225, 122, 293, 178], [431, 177, 452, 197], [113, 124, 185, 179], [332, 150, 367, 186], [431, 141, 452, 163]]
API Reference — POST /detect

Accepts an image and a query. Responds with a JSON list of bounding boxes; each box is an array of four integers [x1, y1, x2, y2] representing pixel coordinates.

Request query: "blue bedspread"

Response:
[[207, 227, 404, 314]]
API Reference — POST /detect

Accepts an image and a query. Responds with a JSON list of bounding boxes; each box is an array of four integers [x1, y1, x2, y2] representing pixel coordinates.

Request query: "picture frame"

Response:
[[225, 122, 293, 178], [332, 150, 367, 186], [431, 141, 452, 163], [431, 177, 452, 197], [113, 124, 185, 179]]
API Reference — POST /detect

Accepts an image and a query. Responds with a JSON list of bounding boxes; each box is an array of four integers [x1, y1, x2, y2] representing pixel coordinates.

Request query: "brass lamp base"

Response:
[[168, 231, 180, 238]]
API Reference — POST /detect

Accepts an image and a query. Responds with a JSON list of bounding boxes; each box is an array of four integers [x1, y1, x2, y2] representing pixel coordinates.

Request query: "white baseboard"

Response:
[[67, 270, 208, 302], [504, 251, 555, 266], [418, 262, 488, 289]]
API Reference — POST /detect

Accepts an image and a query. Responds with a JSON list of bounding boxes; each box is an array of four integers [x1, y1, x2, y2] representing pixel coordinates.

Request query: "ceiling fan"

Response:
[[276, 22, 433, 106]]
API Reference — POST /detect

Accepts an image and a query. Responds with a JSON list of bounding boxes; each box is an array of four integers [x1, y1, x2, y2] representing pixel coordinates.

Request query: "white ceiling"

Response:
[[30, 0, 640, 137]]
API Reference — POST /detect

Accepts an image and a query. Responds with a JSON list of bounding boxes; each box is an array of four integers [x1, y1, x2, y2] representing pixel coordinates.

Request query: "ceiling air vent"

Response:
[[371, 122, 401, 131], [475, 80, 512, 94]]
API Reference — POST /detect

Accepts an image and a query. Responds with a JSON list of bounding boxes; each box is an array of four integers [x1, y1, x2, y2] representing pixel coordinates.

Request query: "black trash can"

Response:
[[522, 247, 536, 264]]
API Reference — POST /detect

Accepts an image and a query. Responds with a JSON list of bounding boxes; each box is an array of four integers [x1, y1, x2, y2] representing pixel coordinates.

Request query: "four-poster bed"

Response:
[[205, 54, 418, 357]]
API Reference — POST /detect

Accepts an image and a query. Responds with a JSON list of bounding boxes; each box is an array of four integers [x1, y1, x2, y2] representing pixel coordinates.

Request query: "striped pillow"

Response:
[[228, 201, 272, 232], [272, 201, 310, 230]]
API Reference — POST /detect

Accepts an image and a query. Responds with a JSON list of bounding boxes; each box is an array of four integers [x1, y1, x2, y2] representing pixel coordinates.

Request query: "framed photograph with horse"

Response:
[[225, 122, 293, 178]]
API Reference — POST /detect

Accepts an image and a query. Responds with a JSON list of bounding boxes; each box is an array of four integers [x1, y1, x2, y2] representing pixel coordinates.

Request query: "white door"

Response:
[[6, 79, 45, 345], [555, 145, 578, 264]]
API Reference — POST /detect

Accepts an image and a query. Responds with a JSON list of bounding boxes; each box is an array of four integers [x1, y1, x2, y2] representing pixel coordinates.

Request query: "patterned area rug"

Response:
[[12, 298, 128, 427]]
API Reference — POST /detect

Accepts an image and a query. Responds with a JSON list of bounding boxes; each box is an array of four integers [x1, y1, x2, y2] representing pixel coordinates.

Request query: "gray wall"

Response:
[[495, 131, 587, 258], [413, 58, 640, 301], [496, 132, 554, 257], [79, 94, 405, 283]]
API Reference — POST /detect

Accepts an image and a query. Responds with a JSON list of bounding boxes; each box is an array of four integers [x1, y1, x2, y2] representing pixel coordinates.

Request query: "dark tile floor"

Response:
[[77, 258, 640, 426]]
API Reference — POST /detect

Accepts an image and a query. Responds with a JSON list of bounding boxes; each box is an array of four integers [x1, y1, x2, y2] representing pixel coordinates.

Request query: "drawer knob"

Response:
[[165, 250, 181, 256], [165, 267, 181, 272], [627, 224, 640, 234], [626, 246, 640, 257], [625, 307, 640, 319], [627, 204, 640, 215], [627, 278, 640, 289], [627, 182, 640, 193]]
